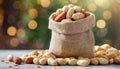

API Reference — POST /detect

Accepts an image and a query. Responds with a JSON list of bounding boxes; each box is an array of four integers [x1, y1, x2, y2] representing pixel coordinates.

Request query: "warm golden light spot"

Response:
[[29, 8, 38, 19], [10, 38, 19, 47], [69, 0, 78, 4], [103, 10, 112, 20], [95, 0, 104, 6], [96, 20, 106, 29], [7, 26, 17, 36], [94, 0, 109, 9], [116, 0, 120, 4], [99, 28, 108, 37], [28, 20, 38, 30], [87, 3, 96, 12], [17, 28, 25, 38], [0, 0, 3, 5], [41, 0, 51, 8]]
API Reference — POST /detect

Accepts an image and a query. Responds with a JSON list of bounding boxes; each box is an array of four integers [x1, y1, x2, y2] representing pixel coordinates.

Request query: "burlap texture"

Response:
[[48, 12, 95, 58]]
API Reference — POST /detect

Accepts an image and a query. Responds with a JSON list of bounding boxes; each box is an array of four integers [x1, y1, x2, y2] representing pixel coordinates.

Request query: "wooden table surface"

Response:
[[0, 50, 120, 69]]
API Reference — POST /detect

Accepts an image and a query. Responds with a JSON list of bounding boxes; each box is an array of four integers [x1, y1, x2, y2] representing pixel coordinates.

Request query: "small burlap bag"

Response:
[[48, 12, 95, 58]]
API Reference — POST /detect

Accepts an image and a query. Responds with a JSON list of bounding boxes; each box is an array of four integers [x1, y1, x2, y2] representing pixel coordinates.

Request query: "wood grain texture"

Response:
[[0, 50, 119, 69]]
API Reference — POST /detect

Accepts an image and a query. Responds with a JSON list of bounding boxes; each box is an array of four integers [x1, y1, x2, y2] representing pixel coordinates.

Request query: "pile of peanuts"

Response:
[[51, 4, 90, 22], [7, 44, 120, 66]]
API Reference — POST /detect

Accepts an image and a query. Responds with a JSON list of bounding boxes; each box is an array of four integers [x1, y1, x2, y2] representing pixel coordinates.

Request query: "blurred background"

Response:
[[0, 0, 120, 49]]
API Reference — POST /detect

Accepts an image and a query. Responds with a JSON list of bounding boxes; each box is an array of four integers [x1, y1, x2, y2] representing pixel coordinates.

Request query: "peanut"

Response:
[[106, 48, 119, 53], [100, 44, 111, 50], [56, 9, 63, 14], [72, 12, 85, 20], [61, 19, 72, 23], [94, 46, 104, 52], [39, 58, 47, 65], [95, 50, 106, 56], [67, 58, 77, 65], [43, 52, 56, 58], [84, 12, 90, 18], [25, 57, 33, 64], [97, 57, 109, 65], [114, 56, 120, 64], [80, 9, 85, 13], [106, 48, 119, 58], [62, 6, 69, 12], [66, 8, 74, 19], [20, 56, 26, 62], [109, 58, 114, 64], [7, 54, 14, 61], [56, 58, 67, 65], [73, 6, 81, 12], [47, 58, 58, 66], [13, 57, 22, 64], [77, 58, 90, 66], [33, 58, 40, 65], [55, 12, 66, 22], [51, 12, 59, 20], [90, 58, 98, 65]]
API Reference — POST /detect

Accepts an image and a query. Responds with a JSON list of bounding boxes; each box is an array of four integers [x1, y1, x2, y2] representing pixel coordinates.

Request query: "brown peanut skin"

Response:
[[85, 12, 90, 18], [55, 12, 66, 22], [13, 57, 22, 64], [25, 57, 33, 64]]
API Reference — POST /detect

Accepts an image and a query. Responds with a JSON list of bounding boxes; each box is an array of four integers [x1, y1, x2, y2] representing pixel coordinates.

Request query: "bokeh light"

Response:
[[94, 0, 106, 6], [69, 0, 78, 4], [17, 28, 26, 38], [103, 10, 112, 20], [40, 0, 51, 8], [87, 3, 96, 12], [98, 28, 108, 37], [0, 0, 3, 5], [29, 8, 38, 19], [10, 38, 19, 47], [7, 26, 17, 36], [13, 1, 21, 9], [7, 14, 16, 24], [94, 0, 110, 9], [28, 20, 38, 30], [104, 39, 112, 45], [96, 20, 106, 29], [116, 0, 120, 4]]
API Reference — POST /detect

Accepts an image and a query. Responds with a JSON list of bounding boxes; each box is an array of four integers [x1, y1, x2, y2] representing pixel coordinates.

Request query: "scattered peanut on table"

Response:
[[5, 44, 120, 66]]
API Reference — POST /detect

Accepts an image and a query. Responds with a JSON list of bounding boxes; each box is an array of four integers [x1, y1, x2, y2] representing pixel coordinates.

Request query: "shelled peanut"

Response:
[[6, 44, 120, 66], [51, 4, 90, 22]]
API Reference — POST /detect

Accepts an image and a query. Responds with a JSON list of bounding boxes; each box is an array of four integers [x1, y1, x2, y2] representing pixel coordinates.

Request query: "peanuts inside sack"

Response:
[[48, 4, 95, 57]]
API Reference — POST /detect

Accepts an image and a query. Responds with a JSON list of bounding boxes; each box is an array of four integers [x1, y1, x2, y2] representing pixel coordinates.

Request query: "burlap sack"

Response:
[[48, 12, 95, 58]]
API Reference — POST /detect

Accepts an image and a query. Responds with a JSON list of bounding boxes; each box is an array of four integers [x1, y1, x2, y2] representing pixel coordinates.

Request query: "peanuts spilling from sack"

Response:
[[6, 44, 120, 66], [51, 4, 90, 22]]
